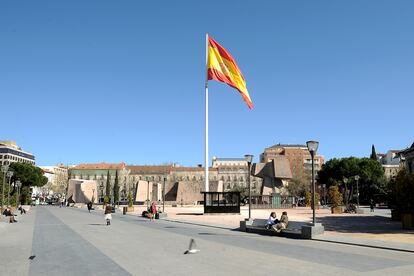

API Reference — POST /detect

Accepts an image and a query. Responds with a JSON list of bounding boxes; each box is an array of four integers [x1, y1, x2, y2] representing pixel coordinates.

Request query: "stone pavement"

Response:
[[125, 205, 414, 252], [1, 206, 414, 275]]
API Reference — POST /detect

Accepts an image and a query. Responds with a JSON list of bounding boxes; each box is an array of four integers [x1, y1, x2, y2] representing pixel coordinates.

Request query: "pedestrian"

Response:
[[370, 199, 375, 212], [265, 212, 278, 230], [18, 205, 26, 215], [87, 201, 93, 213], [104, 204, 112, 226], [272, 211, 288, 233], [3, 206, 17, 223], [150, 202, 157, 221]]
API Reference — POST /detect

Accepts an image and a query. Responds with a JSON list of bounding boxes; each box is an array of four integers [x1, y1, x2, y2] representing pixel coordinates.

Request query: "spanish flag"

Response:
[[207, 36, 253, 109]]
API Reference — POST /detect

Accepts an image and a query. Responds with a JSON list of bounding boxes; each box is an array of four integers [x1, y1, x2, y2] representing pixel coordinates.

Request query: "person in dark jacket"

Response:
[[87, 202, 93, 213], [104, 205, 112, 225], [3, 207, 17, 223]]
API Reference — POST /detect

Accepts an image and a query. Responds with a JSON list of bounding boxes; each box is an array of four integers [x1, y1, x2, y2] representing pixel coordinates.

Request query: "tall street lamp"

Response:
[[343, 177, 348, 209], [306, 140, 319, 225], [7, 171, 13, 206], [146, 176, 150, 208], [354, 175, 360, 210], [1, 164, 9, 210], [244, 154, 253, 220], [15, 180, 21, 206], [163, 175, 166, 213]]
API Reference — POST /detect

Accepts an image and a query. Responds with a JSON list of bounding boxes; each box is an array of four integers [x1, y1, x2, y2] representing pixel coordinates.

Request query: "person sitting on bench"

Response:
[[272, 211, 288, 232], [3, 207, 17, 223], [265, 212, 279, 229]]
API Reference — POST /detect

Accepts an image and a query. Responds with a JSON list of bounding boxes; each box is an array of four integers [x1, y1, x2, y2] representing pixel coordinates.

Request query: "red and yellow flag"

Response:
[[207, 36, 253, 109]]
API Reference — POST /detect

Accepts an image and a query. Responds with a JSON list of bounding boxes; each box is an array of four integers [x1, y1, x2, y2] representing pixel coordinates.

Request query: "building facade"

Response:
[[0, 140, 35, 166], [377, 150, 401, 180], [212, 157, 262, 194], [260, 144, 324, 179], [69, 163, 129, 203], [400, 143, 414, 174], [40, 165, 69, 194]]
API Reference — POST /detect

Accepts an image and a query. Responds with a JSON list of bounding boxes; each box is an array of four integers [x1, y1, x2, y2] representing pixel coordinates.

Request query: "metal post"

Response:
[[248, 161, 251, 220], [1, 165, 8, 210], [163, 177, 166, 213], [311, 151, 316, 225], [7, 172, 13, 206], [356, 178, 360, 209], [147, 179, 150, 208]]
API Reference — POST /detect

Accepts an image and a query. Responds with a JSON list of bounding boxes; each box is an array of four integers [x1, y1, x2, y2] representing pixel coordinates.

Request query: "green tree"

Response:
[[370, 144, 377, 160], [287, 173, 310, 200], [4, 163, 48, 205], [317, 157, 386, 204], [128, 191, 133, 207], [390, 168, 414, 213], [113, 170, 119, 204], [105, 170, 111, 200]]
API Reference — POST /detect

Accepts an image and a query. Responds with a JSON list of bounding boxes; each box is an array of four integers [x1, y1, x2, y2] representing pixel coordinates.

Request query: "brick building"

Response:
[[260, 144, 324, 179]]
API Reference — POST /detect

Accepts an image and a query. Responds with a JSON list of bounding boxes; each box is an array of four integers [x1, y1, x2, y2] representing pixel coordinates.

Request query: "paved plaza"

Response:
[[0, 206, 414, 275]]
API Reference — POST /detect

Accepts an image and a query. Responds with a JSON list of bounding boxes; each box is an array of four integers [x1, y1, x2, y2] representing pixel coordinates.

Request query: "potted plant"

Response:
[[127, 191, 134, 212], [328, 185, 343, 214]]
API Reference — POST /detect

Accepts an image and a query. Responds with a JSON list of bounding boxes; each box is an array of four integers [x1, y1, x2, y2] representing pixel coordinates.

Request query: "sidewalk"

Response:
[[124, 205, 414, 253]]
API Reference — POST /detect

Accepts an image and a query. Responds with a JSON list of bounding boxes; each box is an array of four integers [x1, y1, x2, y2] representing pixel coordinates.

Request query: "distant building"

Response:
[[400, 143, 414, 174], [212, 157, 262, 194], [0, 140, 35, 166], [260, 143, 324, 179], [68, 162, 129, 203], [40, 165, 69, 194], [377, 150, 401, 180]]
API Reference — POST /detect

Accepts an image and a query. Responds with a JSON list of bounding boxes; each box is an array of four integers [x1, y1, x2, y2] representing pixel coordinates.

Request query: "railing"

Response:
[[250, 195, 295, 209]]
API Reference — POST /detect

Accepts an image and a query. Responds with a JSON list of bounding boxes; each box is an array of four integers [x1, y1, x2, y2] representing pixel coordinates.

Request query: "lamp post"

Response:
[[146, 177, 150, 208], [322, 184, 326, 207], [6, 171, 13, 206], [99, 183, 104, 204], [15, 180, 21, 206], [1, 165, 9, 210], [244, 154, 253, 220], [163, 176, 166, 213], [343, 177, 348, 209], [306, 140, 319, 225], [354, 175, 360, 210]]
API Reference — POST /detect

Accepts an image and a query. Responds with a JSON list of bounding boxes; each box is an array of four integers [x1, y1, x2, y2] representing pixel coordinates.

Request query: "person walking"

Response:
[[104, 204, 112, 226], [87, 201, 93, 213], [150, 202, 157, 221]]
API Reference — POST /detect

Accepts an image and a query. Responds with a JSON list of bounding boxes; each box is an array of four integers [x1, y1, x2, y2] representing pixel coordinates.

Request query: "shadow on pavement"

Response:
[[88, 223, 107, 226], [175, 213, 203, 216], [318, 215, 413, 234]]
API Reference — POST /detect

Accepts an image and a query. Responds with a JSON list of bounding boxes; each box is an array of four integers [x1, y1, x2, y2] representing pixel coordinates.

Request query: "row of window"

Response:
[[1, 159, 35, 166], [72, 174, 261, 183]]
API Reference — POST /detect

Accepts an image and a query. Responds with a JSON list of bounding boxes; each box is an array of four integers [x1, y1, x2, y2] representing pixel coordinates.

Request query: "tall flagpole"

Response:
[[205, 33, 209, 192]]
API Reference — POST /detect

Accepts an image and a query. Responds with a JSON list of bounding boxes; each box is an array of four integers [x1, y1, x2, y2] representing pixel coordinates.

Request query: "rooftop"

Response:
[[73, 162, 126, 170], [269, 143, 307, 149]]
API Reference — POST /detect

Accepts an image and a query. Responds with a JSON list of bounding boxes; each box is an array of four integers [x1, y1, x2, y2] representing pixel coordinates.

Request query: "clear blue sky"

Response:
[[1, 0, 413, 166]]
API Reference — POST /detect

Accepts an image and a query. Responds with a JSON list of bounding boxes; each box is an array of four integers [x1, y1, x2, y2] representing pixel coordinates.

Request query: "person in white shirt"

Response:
[[265, 212, 279, 229]]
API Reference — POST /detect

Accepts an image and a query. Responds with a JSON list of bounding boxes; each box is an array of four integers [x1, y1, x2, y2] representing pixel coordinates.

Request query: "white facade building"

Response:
[[0, 141, 35, 166]]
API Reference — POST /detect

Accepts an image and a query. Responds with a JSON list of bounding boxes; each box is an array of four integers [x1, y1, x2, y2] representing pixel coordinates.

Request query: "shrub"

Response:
[[128, 191, 133, 207], [392, 169, 414, 213], [328, 185, 343, 207], [305, 191, 320, 207], [104, 195, 110, 205]]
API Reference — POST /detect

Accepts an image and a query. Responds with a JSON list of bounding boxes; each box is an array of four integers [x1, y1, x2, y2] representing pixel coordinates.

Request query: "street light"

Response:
[[343, 177, 348, 208], [163, 175, 166, 213], [15, 180, 21, 206], [1, 164, 9, 210], [6, 171, 13, 206], [306, 140, 319, 225], [354, 175, 360, 210], [146, 176, 150, 208], [244, 154, 253, 220]]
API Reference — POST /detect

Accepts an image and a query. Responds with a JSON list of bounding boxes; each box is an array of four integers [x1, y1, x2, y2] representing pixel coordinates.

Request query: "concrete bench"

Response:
[[240, 218, 303, 239]]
